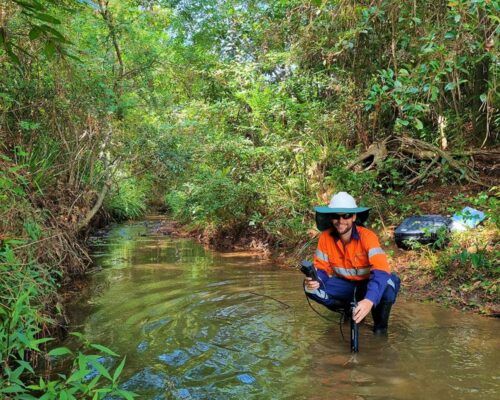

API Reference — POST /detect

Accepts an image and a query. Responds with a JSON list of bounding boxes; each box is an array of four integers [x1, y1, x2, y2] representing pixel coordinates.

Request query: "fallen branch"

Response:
[[407, 156, 439, 185]]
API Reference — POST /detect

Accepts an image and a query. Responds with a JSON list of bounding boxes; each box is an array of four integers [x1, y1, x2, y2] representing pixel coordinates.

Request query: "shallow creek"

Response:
[[65, 219, 499, 399]]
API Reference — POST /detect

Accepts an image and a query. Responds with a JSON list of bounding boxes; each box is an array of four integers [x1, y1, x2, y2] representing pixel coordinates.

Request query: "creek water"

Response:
[[66, 219, 499, 400]]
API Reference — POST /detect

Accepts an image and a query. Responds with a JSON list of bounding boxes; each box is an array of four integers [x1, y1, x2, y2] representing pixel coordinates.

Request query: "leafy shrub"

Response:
[[104, 176, 150, 221], [165, 170, 258, 230], [325, 166, 378, 198], [0, 241, 135, 399], [0, 161, 133, 399]]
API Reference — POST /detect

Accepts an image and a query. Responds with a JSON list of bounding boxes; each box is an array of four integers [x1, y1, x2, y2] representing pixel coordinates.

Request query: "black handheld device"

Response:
[[300, 260, 319, 281], [350, 294, 359, 353]]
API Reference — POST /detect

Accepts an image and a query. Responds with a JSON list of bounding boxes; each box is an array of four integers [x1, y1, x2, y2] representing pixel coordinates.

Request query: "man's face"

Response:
[[331, 213, 357, 235]]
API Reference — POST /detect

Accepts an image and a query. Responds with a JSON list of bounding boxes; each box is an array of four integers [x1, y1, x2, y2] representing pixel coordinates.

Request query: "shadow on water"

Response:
[[65, 219, 500, 400]]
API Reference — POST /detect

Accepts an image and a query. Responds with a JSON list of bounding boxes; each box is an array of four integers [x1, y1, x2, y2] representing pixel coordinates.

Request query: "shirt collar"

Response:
[[351, 224, 360, 240]]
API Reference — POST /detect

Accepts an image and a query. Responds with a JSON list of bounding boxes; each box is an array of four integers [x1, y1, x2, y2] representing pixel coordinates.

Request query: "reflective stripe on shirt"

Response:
[[333, 266, 371, 277], [368, 247, 385, 258], [315, 249, 329, 262]]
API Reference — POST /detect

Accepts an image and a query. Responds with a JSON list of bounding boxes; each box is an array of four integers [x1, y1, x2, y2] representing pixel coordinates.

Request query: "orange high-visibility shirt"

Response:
[[313, 225, 390, 280]]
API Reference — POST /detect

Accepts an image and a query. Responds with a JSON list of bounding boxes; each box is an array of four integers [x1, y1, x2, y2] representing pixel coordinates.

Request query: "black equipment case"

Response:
[[394, 215, 451, 249]]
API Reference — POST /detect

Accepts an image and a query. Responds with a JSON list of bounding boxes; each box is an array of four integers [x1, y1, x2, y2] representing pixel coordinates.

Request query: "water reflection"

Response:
[[67, 220, 500, 399]]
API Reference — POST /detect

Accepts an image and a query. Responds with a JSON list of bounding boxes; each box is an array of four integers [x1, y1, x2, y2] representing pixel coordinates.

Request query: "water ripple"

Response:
[[67, 223, 500, 400]]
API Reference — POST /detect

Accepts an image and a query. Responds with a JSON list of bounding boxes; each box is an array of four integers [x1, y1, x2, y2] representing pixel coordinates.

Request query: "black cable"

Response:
[[248, 291, 291, 309], [303, 280, 347, 341]]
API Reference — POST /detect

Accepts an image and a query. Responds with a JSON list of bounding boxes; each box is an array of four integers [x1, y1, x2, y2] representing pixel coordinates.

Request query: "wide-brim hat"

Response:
[[314, 192, 371, 231]]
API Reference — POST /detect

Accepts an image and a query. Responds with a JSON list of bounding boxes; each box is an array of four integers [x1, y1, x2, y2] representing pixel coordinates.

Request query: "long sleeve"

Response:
[[313, 231, 333, 275], [362, 230, 391, 305], [365, 270, 391, 305]]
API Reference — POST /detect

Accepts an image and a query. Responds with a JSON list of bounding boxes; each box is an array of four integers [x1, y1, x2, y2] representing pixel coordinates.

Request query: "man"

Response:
[[304, 192, 400, 334]]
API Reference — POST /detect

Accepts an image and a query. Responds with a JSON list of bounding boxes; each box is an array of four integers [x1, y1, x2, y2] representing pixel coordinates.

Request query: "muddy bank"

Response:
[[153, 219, 272, 254], [393, 250, 499, 317]]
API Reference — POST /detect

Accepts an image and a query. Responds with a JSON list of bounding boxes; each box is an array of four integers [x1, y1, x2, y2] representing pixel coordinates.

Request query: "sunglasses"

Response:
[[330, 213, 354, 220]]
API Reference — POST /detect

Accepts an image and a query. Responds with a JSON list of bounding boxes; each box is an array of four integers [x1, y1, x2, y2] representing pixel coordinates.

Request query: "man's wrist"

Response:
[[362, 298, 374, 308], [364, 292, 378, 306]]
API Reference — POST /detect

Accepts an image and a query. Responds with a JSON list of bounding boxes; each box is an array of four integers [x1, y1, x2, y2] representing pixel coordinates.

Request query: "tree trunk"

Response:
[[471, 8, 491, 146], [76, 181, 111, 232], [98, 0, 125, 119]]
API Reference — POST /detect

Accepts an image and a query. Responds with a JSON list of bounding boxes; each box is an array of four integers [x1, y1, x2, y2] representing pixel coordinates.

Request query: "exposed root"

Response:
[[348, 136, 498, 186], [347, 137, 389, 171]]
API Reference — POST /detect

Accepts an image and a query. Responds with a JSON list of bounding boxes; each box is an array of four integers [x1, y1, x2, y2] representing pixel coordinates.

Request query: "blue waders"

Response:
[[305, 269, 401, 334]]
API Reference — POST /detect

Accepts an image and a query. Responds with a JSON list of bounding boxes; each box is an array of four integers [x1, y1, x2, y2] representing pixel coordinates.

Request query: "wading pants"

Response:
[[304, 269, 400, 310]]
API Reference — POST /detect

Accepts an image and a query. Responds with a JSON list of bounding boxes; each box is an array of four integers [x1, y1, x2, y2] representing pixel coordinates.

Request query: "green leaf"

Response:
[[13, 0, 44, 11], [69, 331, 85, 340], [413, 118, 424, 130], [430, 86, 439, 101], [10, 365, 25, 380], [16, 360, 35, 374], [32, 12, 61, 25], [6, 47, 21, 66], [88, 359, 112, 380], [444, 82, 455, 91], [28, 26, 43, 40], [90, 343, 119, 356], [396, 118, 409, 126], [39, 24, 69, 43], [479, 93, 487, 103], [43, 41, 56, 58], [0, 384, 26, 393], [66, 368, 90, 384], [32, 337, 53, 346], [113, 357, 126, 382], [48, 347, 73, 357], [61, 49, 83, 63]]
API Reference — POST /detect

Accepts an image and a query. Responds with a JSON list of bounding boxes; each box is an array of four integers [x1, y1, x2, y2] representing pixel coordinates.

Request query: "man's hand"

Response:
[[353, 299, 373, 323], [304, 277, 319, 291]]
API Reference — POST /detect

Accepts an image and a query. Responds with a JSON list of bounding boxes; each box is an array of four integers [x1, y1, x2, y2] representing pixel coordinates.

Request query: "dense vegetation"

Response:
[[0, 0, 498, 398]]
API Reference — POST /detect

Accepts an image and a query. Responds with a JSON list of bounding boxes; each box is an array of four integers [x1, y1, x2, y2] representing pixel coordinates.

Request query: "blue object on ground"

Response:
[[451, 207, 486, 229]]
